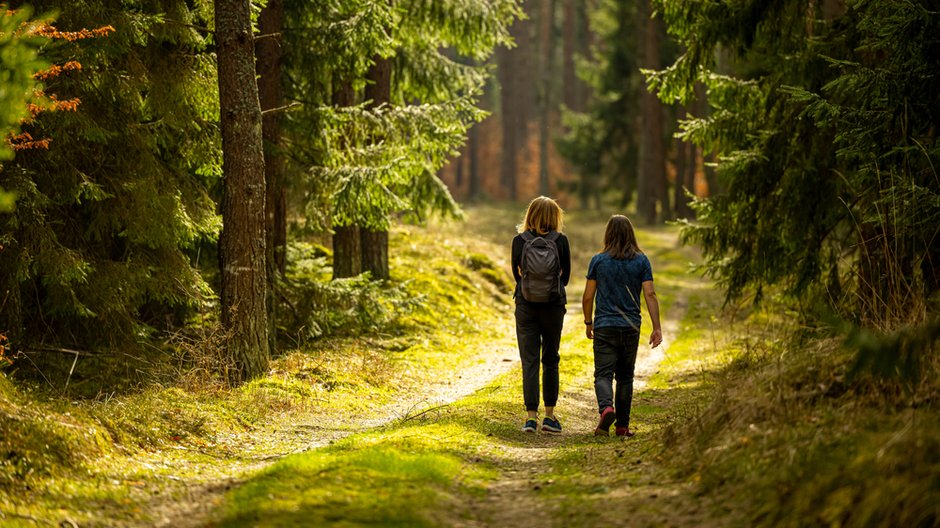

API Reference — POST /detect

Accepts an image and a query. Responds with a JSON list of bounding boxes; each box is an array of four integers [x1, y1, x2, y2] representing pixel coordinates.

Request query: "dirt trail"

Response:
[[469, 288, 686, 527]]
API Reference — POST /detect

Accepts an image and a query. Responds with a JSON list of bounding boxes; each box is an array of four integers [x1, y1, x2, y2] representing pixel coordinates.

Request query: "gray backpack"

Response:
[[520, 231, 561, 302]]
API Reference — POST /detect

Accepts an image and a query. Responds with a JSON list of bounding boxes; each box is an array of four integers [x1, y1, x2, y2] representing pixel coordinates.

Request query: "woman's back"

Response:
[[587, 252, 652, 330]]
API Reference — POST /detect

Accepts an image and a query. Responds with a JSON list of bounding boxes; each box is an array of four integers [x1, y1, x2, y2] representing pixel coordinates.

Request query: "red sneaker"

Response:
[[594, 407, 616, 436], [615, 426, 634, 437]]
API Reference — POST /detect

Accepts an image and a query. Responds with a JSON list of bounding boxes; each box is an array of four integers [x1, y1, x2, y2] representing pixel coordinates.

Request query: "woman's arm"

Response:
[[582, 279, 597, 339], [511, 236, 522, 282], [559, 235, 571, 286], [642, 280, 663, 347]]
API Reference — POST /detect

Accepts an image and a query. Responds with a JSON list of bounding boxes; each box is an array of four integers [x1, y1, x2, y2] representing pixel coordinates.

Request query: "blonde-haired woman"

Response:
[[511, 196, 571, 433]]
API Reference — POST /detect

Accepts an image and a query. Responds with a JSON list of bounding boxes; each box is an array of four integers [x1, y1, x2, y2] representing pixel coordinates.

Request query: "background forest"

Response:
[[1, 0, 939, 526]]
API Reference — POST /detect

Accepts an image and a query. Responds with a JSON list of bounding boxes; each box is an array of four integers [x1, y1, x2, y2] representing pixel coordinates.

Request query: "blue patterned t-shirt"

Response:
[[586, 252, 653, 330]]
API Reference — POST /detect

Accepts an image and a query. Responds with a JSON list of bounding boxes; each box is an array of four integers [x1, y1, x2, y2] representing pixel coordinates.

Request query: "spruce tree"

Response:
[[650, 0, 940, 324], [0, 1, 220, 352]]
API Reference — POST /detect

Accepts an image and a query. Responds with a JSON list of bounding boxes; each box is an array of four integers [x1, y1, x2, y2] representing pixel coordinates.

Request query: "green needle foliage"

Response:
[[284, 0, 521, 233], [650, 0, 940, 330], [0, 0, 219, 349]]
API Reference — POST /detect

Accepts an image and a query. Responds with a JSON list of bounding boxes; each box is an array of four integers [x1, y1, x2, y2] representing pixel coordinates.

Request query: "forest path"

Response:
[[194, 208, 713, 527], [468, 259, 686, 527]]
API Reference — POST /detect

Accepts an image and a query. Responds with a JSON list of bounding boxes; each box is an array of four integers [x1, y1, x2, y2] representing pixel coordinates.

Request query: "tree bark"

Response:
[[361, 53, 392, 281], [468, 122, 481, 200], [562, 0, 576, 111], [0, 243, 23, 352], [216, 0, 270, 382], [332, 225, 361, 279], [257, 0, 283, 358], [637, 0, 665, 224], [537, 0, 558, 197], [360, 229, 389, 281], [674, 123, 687, 220], [331, 77, 361, 279], [498, 0, 533, 201]]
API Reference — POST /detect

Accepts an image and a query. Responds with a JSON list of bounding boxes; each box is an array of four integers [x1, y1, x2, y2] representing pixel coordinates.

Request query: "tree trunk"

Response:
[[537, 0, 557, 197], [0, 243, 23, 352], [498, 0, 533, 201], [562, 0, 578, 112], [674, 124, 687, 220], [637, 0, 665, 224], [331, 77, 361, 279], [683, 137, 697, 219], [332, 225, 361, 278], [216, 0, 270, 382], [257, 0, 283, 357], [361, 53, 392, 281], [468, 122, 481, 200], [360, 229, 389, 281]]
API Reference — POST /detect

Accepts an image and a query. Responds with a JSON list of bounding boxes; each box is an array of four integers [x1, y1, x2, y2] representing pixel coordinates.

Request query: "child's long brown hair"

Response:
[[603, 215, 642, 259], [519, 196, 564, 235]]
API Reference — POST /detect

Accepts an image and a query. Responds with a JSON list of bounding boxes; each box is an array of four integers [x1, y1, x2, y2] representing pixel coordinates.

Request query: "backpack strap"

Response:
[[521, 231, 560, 241]]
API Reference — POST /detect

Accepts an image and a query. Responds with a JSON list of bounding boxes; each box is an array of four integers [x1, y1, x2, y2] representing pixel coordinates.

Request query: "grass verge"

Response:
[[0, 214, 515, 526]]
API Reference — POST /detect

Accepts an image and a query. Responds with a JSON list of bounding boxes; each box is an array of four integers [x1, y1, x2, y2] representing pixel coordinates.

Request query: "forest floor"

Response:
[[173, 208, 727, 527], [1, 206, 730, 527]]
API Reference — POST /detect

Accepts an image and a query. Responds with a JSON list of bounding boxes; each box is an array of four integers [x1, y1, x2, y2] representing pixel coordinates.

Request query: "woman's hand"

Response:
[[649, 328, 663, 348]]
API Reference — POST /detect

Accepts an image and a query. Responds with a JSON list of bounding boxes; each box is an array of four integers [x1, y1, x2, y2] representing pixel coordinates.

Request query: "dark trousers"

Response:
[[514, 302, 565, 412], [593, 326, 640, 428]]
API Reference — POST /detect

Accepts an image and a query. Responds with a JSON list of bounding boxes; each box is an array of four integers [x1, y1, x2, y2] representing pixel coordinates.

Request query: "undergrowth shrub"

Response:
[[664, 323, 940, 527], [277, 243, 424, 345]]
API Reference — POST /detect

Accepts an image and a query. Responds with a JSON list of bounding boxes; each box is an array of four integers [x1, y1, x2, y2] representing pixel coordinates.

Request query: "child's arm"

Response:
[[582, 279, 597, 339], [642, 280, 663, 347]]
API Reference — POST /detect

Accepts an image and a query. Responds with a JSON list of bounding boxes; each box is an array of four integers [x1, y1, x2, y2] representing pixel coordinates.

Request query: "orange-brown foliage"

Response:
[[33, 60, 82, 81], [8, 132, 52, 150], [3, 8, 115, 151], [31, 23, 115, 41]]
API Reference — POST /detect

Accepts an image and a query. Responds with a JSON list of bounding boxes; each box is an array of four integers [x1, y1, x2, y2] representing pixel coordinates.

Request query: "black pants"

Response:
[[514, 302, 565, 412], [593, 326, 640, 428]]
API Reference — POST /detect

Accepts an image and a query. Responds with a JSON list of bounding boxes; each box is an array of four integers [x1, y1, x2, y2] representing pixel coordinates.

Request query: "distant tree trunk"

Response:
[[468, 122, 482, 200], [331, 77, 361, 280], [257, 0, 283, 357], [684, 137, 697, 218], [361, 53, 392, 281], [695, 82, 720, 197], [0, 244, 23, 352], [537, 0, 558, 196], [216, 0, 270, 382], [637, 0, 665, 224], [333, 225, 361, 278], [674, 121, 687, 220], [498, 0, 533, 201], [562, 0, 578, 112]]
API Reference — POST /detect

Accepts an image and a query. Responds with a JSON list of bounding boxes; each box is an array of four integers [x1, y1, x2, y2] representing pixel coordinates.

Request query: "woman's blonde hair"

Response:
[[519, 196, 564, 235]]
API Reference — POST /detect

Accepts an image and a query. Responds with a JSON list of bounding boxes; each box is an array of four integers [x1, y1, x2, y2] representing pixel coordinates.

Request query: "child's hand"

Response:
[[649, 328, 663, 348]]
